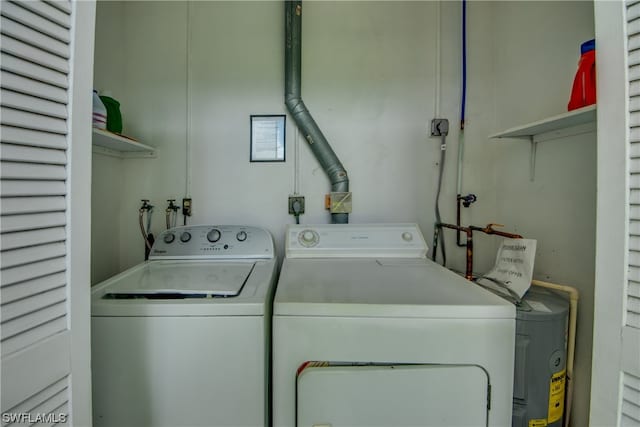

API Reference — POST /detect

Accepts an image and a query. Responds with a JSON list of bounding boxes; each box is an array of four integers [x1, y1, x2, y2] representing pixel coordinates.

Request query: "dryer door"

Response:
[[297, 363, 489, 427]]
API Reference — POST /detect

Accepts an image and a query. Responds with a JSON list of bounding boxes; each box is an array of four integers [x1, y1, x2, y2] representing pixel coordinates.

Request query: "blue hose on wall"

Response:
[[461, 0, 467, 130]]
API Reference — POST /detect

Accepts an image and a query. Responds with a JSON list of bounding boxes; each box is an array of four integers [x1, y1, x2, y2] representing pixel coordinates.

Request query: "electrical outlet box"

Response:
[[288, 196, 305, 215], [430, 118, 449, 137], [182, 198, 192, 216]]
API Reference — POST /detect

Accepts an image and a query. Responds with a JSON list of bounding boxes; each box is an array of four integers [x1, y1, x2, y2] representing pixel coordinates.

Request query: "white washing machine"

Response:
[[273, 224, 516, 427], [91, 225, 277, 427]]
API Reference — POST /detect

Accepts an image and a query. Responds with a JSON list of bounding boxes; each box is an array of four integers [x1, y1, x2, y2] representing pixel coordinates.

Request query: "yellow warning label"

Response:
[[529, 419, 547, 427], [548, 369, 566, 423]]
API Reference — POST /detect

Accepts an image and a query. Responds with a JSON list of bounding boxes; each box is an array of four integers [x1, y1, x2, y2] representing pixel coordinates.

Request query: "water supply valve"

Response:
[[459, 193, 477, 208], [140, 199, 153, 212], [166, 199, 180, 229], [166, 199, 179, 213]]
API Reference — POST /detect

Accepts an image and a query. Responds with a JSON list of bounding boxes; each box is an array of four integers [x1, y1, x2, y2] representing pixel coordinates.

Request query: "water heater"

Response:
[[512, 287, 569, 427]]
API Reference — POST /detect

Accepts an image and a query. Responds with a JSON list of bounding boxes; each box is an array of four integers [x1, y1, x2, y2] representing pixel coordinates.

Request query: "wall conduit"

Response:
[[284, 0, 349, 224]]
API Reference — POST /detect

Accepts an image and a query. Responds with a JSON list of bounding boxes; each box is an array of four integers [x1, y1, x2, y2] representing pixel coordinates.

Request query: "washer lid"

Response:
[[103, 261, 255, 298], [274, 258, 515, 319]]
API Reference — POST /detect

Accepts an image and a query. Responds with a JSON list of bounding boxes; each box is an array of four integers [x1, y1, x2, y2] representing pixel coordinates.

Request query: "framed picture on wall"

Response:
[[250, 115, 286, 162]]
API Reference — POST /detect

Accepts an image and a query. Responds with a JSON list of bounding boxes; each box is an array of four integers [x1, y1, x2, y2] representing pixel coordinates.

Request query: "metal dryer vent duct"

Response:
[[284, 0, 350, 224]]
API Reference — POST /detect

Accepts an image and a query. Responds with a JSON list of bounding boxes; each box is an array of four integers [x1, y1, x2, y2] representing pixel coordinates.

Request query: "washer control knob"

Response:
[[236, 231, 247, 242], [207, 229, 221, 243], [298, 229, 319, 247], [180, 232, 191, 243], [402, 232, 413, 242], [164, 233, 176, 244]]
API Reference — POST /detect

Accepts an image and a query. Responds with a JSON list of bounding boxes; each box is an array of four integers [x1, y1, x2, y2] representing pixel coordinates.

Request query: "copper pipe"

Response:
[[469, 223, 523, 239], [438, 223, 474, 280], [436, 222, 521, 281], [465, 230, 473, 280]]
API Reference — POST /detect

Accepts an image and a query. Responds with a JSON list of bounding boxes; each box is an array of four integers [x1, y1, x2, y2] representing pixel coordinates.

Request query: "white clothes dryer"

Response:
[[91, 225, 277, 427], [272, 224, 516, 427]]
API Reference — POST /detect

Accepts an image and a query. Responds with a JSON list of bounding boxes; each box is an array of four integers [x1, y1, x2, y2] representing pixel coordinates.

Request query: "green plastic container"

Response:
[[99, 95, 122, 133]]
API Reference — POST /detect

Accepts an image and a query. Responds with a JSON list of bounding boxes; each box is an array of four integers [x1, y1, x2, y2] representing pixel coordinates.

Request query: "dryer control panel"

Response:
[[149, 225, 274, 260], [286, 224, 427, 258]]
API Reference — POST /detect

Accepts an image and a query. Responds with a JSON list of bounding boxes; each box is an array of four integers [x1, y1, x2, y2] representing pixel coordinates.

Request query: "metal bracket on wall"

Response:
[[92, 145, 157, 159], [529, 136, 537, 182], [489, 106, 596, 183], [527, 122, 596, 182]]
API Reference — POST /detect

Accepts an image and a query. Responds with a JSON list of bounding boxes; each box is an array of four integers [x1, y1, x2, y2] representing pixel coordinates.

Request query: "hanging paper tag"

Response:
[[479, 238, 537, 299]]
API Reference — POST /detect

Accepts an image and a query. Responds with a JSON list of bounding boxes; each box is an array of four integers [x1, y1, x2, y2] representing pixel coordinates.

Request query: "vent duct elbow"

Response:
[[285, 0, 349, 224]]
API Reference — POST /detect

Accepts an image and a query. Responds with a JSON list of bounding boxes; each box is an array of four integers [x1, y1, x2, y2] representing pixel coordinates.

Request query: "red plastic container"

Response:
[[568, 40, 596, 111]]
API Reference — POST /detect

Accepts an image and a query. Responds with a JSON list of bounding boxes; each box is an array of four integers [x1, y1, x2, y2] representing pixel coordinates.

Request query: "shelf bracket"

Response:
[[529, 136, 537, 182], [92, 145, 157, 159]]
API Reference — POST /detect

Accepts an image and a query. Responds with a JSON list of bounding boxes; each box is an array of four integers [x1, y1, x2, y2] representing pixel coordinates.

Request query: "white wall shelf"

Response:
[[490, 104, 596, 142], [92, 128, 156, 158], [489, 105, 596, 181]]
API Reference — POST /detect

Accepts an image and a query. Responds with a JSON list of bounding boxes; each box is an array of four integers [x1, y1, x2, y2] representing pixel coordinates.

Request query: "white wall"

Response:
[[92, 1, 596, 424], [93, 0, 471, 272], [490, 2, 596, 427], [92, 0, 125, 284], [451, 1, 503, 272]]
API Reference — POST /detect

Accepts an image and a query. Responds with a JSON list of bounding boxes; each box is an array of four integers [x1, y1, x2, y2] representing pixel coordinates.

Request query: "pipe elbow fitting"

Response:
[[330, 170, 349, 184], [285, 96, 308, 117], [330, 175, 349, 194], [325, 162, 349, 187], [284, 95, 298, 112]]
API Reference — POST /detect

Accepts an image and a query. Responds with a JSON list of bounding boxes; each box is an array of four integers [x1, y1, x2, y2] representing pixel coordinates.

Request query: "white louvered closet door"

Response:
[[0, 0, 94, 425], [626, 2, 640, 426]]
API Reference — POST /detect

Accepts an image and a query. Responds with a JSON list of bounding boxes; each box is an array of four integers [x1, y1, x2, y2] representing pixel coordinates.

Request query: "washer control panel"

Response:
[[286, 224, 427, 258], [149, 225, 274, 260]]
